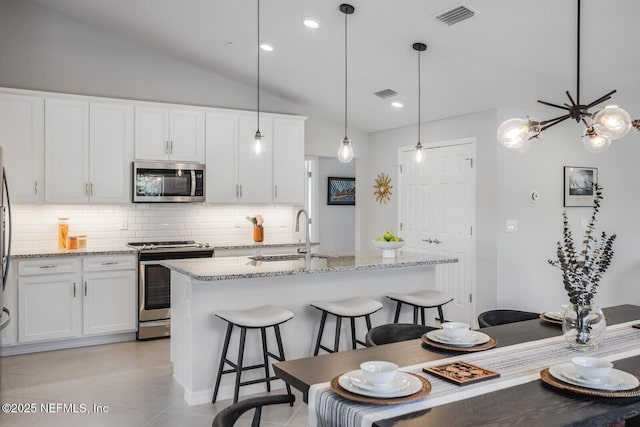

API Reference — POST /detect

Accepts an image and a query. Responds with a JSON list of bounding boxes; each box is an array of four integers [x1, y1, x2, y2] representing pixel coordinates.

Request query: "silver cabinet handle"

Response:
[[170, 140, 174, 154], [274, 185, 278, 198], [101, 261, 119, 266], [39, 265, 59, 269], [422, 238, 433, 243], [235, 184, 239, 198], [239, 185, 243, 198], [165, 141, 169, 154], [34, 180, 38, 195], [90, 182, 94, 196], [84, 281, 87, 297], [73, 282, 76, 298], [85, 182, 89, 196]]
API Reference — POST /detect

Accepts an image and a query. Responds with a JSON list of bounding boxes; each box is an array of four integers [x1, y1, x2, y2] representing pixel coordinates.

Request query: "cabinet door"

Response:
[[238, 115, 273, 203], [170, 108, 205, 162], [273, 118, 305, 204], [0, 93, 44, 204], [134, 106, 170, 161], [18, 272, 82, 342], [89, 103, 134, 203], [205, 111, 239, 203], [44, 98, 89, 203], [83, 269, 136, 335]]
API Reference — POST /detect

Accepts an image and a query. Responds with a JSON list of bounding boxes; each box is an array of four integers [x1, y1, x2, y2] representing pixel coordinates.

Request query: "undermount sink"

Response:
[[248, 253, 329, 262]]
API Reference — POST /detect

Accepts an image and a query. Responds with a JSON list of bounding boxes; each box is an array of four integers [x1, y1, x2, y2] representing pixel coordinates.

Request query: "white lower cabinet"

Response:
[[83, 269, 136, 335], [16, 255, 136, 344]]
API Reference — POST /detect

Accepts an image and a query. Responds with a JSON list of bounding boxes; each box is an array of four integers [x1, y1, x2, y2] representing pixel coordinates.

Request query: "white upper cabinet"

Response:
[[45, 98, 90, 204], [205, 111, 239, 203], [273, 118, 305, 204], [238, 114, 273, 203], [45, 99, 133, 204], [135, 106, 204, 163], [89, 103, 134, 203], [206, 110, 305, 204], [0, 93, 44, 204]]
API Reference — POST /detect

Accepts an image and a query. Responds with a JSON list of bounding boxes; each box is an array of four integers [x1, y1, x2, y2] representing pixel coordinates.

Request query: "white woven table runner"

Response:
[[308, 321, 640, 427]]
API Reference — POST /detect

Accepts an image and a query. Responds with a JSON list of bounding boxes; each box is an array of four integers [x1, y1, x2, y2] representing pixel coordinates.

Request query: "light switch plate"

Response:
[[506, 219, 518, 232]]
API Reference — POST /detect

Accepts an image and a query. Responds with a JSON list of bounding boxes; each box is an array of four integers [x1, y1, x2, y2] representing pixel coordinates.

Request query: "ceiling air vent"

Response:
[[373, 89, 398, 99], [435, 5, 475, 26]]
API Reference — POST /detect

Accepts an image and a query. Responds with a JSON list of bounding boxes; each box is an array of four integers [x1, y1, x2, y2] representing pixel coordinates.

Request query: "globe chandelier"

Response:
[[497, 0, 639, 153]]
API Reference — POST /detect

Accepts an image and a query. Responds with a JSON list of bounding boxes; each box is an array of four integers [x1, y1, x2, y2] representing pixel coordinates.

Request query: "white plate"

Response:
[[338, 370, 423, 398], [544, 311, 563, 321], [549, 363, 640, 391], [425, 330, 491, 347]]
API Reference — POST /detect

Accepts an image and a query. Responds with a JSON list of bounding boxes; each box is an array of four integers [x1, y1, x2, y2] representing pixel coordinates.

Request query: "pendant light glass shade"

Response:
[[252, 130, 264, 158], [414, 142, 424, 163], [497, 118, 539, 148], [338, 137, 354, 163], [337, 4, 355, 164], [592, 105, 632, 140], [583, 127, 611, 153]]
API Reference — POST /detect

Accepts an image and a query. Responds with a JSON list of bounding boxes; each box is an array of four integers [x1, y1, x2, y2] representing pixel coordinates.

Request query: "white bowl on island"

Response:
[[372, 240, 405, 258]]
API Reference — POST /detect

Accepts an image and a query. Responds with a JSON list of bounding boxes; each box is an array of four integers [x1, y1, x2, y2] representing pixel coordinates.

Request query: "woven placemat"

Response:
[[540, 368, 640, 398], [421, 334, 498, 352], [539, 313, 562, 325], [330, 373, 431, 405]]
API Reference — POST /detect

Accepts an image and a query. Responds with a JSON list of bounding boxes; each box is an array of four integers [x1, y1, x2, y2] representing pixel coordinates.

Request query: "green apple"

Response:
[[383, 230, 394, 241], [375, 237, 385, 242]]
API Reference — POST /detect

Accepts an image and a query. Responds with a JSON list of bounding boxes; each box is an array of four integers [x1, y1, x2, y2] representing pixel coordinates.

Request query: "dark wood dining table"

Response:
[[273, 304, 640, 427]]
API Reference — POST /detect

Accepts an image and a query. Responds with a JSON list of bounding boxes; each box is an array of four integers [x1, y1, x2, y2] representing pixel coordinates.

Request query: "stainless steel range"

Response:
[[128, 240, 214, 340]]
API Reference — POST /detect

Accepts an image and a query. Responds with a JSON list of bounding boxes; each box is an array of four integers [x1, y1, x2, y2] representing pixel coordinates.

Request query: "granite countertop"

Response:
[[213, 242, 320, 250], [161, 249, 458, 281], [11, 246, 138, 259]]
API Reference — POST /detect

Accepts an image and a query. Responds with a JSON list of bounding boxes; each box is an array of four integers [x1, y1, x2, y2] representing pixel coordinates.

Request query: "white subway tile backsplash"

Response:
[[12, 204, 297, 249]]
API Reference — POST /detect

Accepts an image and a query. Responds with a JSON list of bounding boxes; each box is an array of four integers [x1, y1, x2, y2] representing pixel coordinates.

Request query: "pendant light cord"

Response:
[[344, 10, 348, 140], [257, 0, 260, 132], [417, 49, 421, 144]]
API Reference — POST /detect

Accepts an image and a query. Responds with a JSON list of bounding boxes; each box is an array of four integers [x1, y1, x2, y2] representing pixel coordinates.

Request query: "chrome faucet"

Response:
[[295, 208, 311, 264]]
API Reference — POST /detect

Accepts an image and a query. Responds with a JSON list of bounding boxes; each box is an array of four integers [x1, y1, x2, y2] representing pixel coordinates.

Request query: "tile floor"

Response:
[[0, 339, 308, 426]]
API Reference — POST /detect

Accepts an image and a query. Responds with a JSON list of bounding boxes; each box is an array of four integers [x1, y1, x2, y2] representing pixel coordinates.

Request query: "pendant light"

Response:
[[413, 42, 427, 163], [337, 4, 354, 163], [252, 0, 264, 158]]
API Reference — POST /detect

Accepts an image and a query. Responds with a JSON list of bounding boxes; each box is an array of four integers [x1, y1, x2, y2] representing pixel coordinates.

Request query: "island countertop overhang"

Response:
[[161, 249, 458, 281]]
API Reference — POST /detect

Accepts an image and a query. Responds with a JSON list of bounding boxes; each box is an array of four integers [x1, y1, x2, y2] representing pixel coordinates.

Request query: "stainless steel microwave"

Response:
[[133, 161, 205, 203]]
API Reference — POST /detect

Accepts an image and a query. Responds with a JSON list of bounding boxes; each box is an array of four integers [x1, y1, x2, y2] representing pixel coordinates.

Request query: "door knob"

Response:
[[433, 238, 442, 244]]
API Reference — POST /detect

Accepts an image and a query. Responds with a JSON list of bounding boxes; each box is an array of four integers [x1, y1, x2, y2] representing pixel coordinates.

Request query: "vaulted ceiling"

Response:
[[30, 0, 640, 133]]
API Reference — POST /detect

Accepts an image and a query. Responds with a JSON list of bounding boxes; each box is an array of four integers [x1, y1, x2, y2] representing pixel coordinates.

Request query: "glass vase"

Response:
[[562, 304, 606, 351]]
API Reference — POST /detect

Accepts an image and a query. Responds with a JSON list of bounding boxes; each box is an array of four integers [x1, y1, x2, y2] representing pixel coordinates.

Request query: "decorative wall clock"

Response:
[[373, 172, 393, 204]]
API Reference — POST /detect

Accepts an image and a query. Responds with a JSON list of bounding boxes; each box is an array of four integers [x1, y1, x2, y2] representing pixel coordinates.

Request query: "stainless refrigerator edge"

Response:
[[0, 146, 12, 331]]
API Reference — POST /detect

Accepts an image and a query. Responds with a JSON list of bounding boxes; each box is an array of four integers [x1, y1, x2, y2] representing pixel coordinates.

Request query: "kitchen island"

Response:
[[163, 250, 457, 405]]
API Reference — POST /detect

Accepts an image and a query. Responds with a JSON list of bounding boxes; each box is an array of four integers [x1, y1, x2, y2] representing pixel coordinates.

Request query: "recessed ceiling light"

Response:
[[303, 18, 320, 29], [259, 42, 274, 52], [391, 102, 403, 108]]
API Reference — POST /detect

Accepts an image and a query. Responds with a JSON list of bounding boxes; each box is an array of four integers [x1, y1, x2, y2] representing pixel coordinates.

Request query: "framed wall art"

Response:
[[327, 177, 355, 205], [564, 166, 598, 207]]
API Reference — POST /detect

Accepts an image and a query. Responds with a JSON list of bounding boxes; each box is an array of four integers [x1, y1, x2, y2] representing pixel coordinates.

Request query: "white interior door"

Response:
[[398, 139, 476, 325]]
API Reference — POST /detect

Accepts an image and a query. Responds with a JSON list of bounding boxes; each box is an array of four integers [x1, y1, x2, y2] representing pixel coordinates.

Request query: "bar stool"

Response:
[[310, 297, 383, 356], [386, 290, 453, 326], [212, 305, 294, 404]]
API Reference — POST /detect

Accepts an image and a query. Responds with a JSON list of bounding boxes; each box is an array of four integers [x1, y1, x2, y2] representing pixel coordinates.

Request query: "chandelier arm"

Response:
[[539, 114, 572, 132], [565, 91, 578, 108], [537, 100, 571, 111], [585, 90, 617, 109], [632, 119, 640, 132]]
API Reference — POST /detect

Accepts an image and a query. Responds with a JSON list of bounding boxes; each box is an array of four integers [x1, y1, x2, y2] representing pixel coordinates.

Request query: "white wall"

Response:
[[362, 110, 498, 315], [317, 157, 356, 252], [496, 106, 640, 312]]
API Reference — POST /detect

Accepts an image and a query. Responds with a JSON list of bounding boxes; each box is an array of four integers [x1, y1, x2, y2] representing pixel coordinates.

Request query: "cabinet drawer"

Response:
[[18, 258, 81, 276], [83, 255, 136, 272]]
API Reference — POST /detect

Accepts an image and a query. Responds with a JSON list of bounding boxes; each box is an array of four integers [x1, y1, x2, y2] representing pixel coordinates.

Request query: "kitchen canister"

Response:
[[58, 217, 69, 249], [253, 226, 264, 242]]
